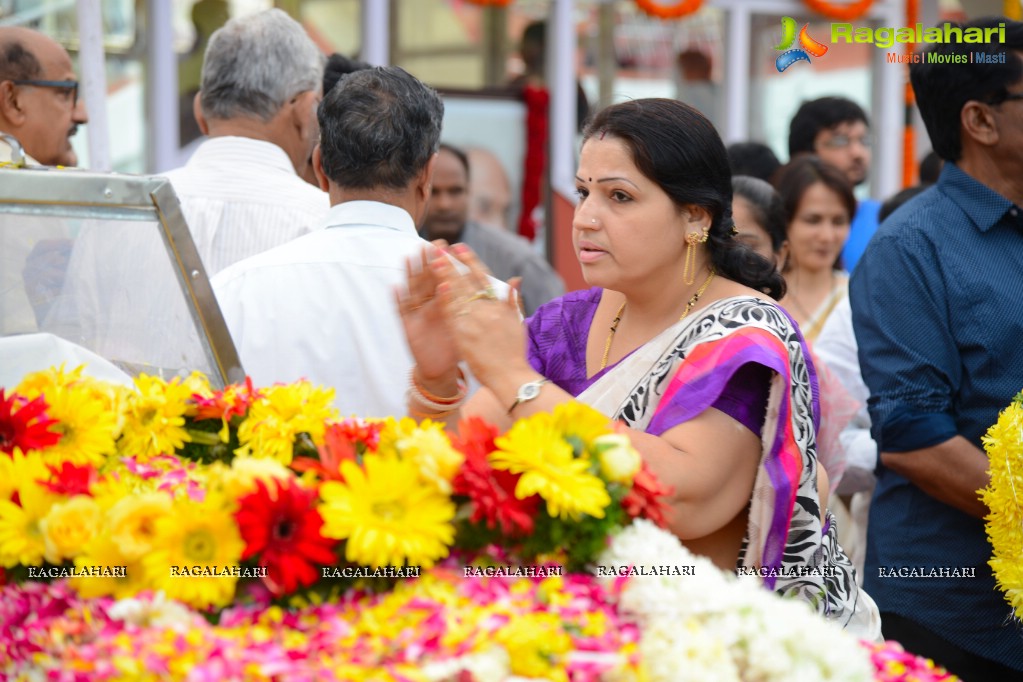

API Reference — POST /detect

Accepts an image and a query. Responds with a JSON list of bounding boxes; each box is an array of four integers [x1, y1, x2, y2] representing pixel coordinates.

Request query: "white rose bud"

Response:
[[595, 433, 641, 484]]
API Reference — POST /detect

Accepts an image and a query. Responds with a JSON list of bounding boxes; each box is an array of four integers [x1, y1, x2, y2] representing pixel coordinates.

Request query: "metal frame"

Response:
[[0, 167, 244, 387]]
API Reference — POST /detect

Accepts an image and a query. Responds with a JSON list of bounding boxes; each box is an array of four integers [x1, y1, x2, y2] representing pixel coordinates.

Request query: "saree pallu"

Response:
[[576, 295, 880, 638]]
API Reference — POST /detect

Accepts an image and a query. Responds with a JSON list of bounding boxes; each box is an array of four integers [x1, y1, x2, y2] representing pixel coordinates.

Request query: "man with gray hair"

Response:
[[212, 67, 453, 417], [163, 8, 328, 276]]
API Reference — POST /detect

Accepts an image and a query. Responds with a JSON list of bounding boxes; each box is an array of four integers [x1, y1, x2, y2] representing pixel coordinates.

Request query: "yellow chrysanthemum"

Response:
[[71, 530, 149, 599], [118, 374, 193, 459], [40, 494, 103, 563], [0, 452, 62, 567], [494, 611, 572, 682], [490, 412, 611, 520], [236, 381, 337, 464], [180, 371, 213, 408], [550, 401, 615, 449], [378, 417, 464, 494], [318, 455, 455, 568], [981, 396, 1023, 618], [15, 364, 83, 397], [105, 491, 173, 561], [143, 494, 245, 609], [206, 457, 295, 500]]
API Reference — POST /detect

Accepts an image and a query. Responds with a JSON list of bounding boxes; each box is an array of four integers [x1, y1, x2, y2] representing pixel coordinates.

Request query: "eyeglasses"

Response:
[[820, 134, 872, 150], [11, 79, 79, 107]]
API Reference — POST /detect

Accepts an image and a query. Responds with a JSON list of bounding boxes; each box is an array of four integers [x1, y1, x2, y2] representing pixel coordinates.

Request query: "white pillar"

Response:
[[361, 0, 390, 66], [146, 0, 178, 173], [547, 0, 576, 199], [873, 0, 904, 197], [76, 0, 111, 171], [723, 4, 751, 144]]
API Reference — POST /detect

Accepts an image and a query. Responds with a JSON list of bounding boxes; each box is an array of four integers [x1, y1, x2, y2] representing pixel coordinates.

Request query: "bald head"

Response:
[[0, 26, 88, 166]]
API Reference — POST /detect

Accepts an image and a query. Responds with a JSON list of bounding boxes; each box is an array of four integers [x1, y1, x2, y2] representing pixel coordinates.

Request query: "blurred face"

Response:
[[785, 182, 850, 274], [731, 196, 775, 264], [573, 136, 692, 291], [467, 148, 511, 230], [813, 120, 870, 186], [421, 148, 470, 241], [11, 36, 88, 166]]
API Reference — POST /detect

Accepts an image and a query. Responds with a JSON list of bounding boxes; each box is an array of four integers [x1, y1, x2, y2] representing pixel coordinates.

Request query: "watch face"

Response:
[[521, 383, 541, 400]]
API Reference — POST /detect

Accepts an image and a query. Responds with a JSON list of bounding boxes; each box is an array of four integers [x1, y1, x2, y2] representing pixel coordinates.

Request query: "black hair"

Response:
[[910, 18, 1023, 161], [323, 53, 371, 96], [318, 66, 443, 190], [788, 96, 869, 158], [772, 156, 856, 271], [0, 35, 41, 81], [438, 142, 470, 178], [727, 142, 781, 182], [731, 175, 787, 253], [583, 99, 785, 300], [918, 149, 943, 184]]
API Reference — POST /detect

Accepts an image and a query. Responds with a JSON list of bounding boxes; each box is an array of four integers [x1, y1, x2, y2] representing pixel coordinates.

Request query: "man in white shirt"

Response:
[[162, 9, 329, 276], [212, 67, 445, 418]]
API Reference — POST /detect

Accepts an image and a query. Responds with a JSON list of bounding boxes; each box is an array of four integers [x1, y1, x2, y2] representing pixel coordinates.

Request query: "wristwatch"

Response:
[[507, 378, 550, 415]]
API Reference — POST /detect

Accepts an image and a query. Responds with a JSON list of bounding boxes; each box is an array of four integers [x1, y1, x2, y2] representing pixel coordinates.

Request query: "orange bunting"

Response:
[[802, 0, 874, 22], [634, 0, 704, 20]]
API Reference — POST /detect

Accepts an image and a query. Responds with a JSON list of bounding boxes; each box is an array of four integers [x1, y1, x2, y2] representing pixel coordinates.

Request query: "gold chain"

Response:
[[600, 269, 716, 370]]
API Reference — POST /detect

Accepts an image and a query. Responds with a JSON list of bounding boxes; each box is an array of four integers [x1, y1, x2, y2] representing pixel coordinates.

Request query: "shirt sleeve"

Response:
[[518, 258, 566, 316], [849, 229, 959, 453]]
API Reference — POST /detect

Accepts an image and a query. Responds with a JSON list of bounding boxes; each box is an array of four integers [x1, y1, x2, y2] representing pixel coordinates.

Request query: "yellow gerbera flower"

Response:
[[0, 452, 62, 567], [319, 455, 456, 568], [71, 531, 149, 600], [490, 412, 611, 521], [143, 494, 245, 609], [117, 374, 192, 459], [15, 376, 119, 467], [550, 401, 616, 450], [378, 417, 464, 494], [40, 494, 103, 563], [236, 381, 337, 464]]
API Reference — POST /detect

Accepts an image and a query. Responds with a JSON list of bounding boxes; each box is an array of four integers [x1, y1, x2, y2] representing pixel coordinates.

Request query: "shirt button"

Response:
[[1011, 208, 1019, 217]]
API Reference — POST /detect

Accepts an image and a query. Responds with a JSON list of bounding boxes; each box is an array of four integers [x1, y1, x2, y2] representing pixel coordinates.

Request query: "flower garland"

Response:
[[634, 0, 704, 20], [464, 0, 513, 6], [803, 0, 875, 21], [518, 84, 548, 241], [980, 392, 1023, 620]]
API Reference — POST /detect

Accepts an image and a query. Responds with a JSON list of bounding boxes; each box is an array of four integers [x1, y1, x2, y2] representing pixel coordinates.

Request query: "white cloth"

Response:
[[211, 201, 431, 418], [161, 136, 329, 276], [0, 333, 133, 389]]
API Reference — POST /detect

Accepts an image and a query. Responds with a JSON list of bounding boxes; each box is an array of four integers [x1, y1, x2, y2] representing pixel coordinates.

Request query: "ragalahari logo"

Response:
[[775, 17, 829, 72]]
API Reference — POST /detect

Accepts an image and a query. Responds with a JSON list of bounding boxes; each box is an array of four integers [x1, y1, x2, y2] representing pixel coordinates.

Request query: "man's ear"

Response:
[[290, 90, 319, 142], [961, 100, 999, 147], [312, 144, 329, 192], [418, 152, 439, 202], [0, 80, 27, 126], [193, 92, 209, 136]]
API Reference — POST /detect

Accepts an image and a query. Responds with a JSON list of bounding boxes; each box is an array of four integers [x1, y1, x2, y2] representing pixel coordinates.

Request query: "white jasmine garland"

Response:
[[108, 590, 203, 630], [597, 520, 874, 682]]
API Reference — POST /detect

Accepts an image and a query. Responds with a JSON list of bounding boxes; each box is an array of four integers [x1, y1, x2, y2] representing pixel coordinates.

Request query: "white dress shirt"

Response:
[[212, 201, 432, 418], [162, 136, 329, 276]]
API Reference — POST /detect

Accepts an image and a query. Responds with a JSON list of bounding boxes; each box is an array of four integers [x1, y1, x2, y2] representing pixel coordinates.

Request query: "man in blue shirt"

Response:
[[851, 17, 1023, 680], [788, 96, 880, 272]]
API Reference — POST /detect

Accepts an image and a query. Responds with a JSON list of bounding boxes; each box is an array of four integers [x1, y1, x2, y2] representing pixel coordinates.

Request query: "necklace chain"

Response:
[[599, 269, 716, 371]]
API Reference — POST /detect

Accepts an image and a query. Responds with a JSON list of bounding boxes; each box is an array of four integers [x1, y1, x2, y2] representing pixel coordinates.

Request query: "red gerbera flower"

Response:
[[37, 462, 99, 496], [622, 461, 673, 528], [451, 417, 540, 536], [291, 422, 360, 482], [235, 477, 337, 596], [191, 377, 260, 422], [0, 388, 61, 455]]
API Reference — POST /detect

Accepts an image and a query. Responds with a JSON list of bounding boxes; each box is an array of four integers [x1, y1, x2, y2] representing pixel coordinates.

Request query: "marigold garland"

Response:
[[980, 392, 1023, 619], [635, 0, 704, 20], [803, 0, 875, 21]]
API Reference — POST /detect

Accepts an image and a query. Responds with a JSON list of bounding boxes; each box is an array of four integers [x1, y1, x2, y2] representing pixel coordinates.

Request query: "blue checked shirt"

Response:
[[850, 162, 1023, 670]]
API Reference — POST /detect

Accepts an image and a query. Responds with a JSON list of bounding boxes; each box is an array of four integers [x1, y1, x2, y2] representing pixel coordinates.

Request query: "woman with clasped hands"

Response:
[[398, 99, 879, 637]]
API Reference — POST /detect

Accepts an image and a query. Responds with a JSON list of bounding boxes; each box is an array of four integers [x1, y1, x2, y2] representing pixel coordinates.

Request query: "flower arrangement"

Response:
[[0, 367, 959, 681], [981, 391, 1023, 620]]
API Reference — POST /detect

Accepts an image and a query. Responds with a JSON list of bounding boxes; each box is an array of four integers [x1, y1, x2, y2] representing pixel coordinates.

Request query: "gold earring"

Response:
[[683, 227, 710, 285]]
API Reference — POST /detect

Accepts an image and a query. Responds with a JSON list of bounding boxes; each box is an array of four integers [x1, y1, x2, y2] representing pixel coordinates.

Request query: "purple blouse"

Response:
[[525, 288, 771, 436]]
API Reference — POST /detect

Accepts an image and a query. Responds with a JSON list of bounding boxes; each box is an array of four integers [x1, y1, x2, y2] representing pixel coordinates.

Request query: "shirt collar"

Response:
[[190, 136, 297, 176], [324, 200, 418, 235], [939, 162, 1017, 233]]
